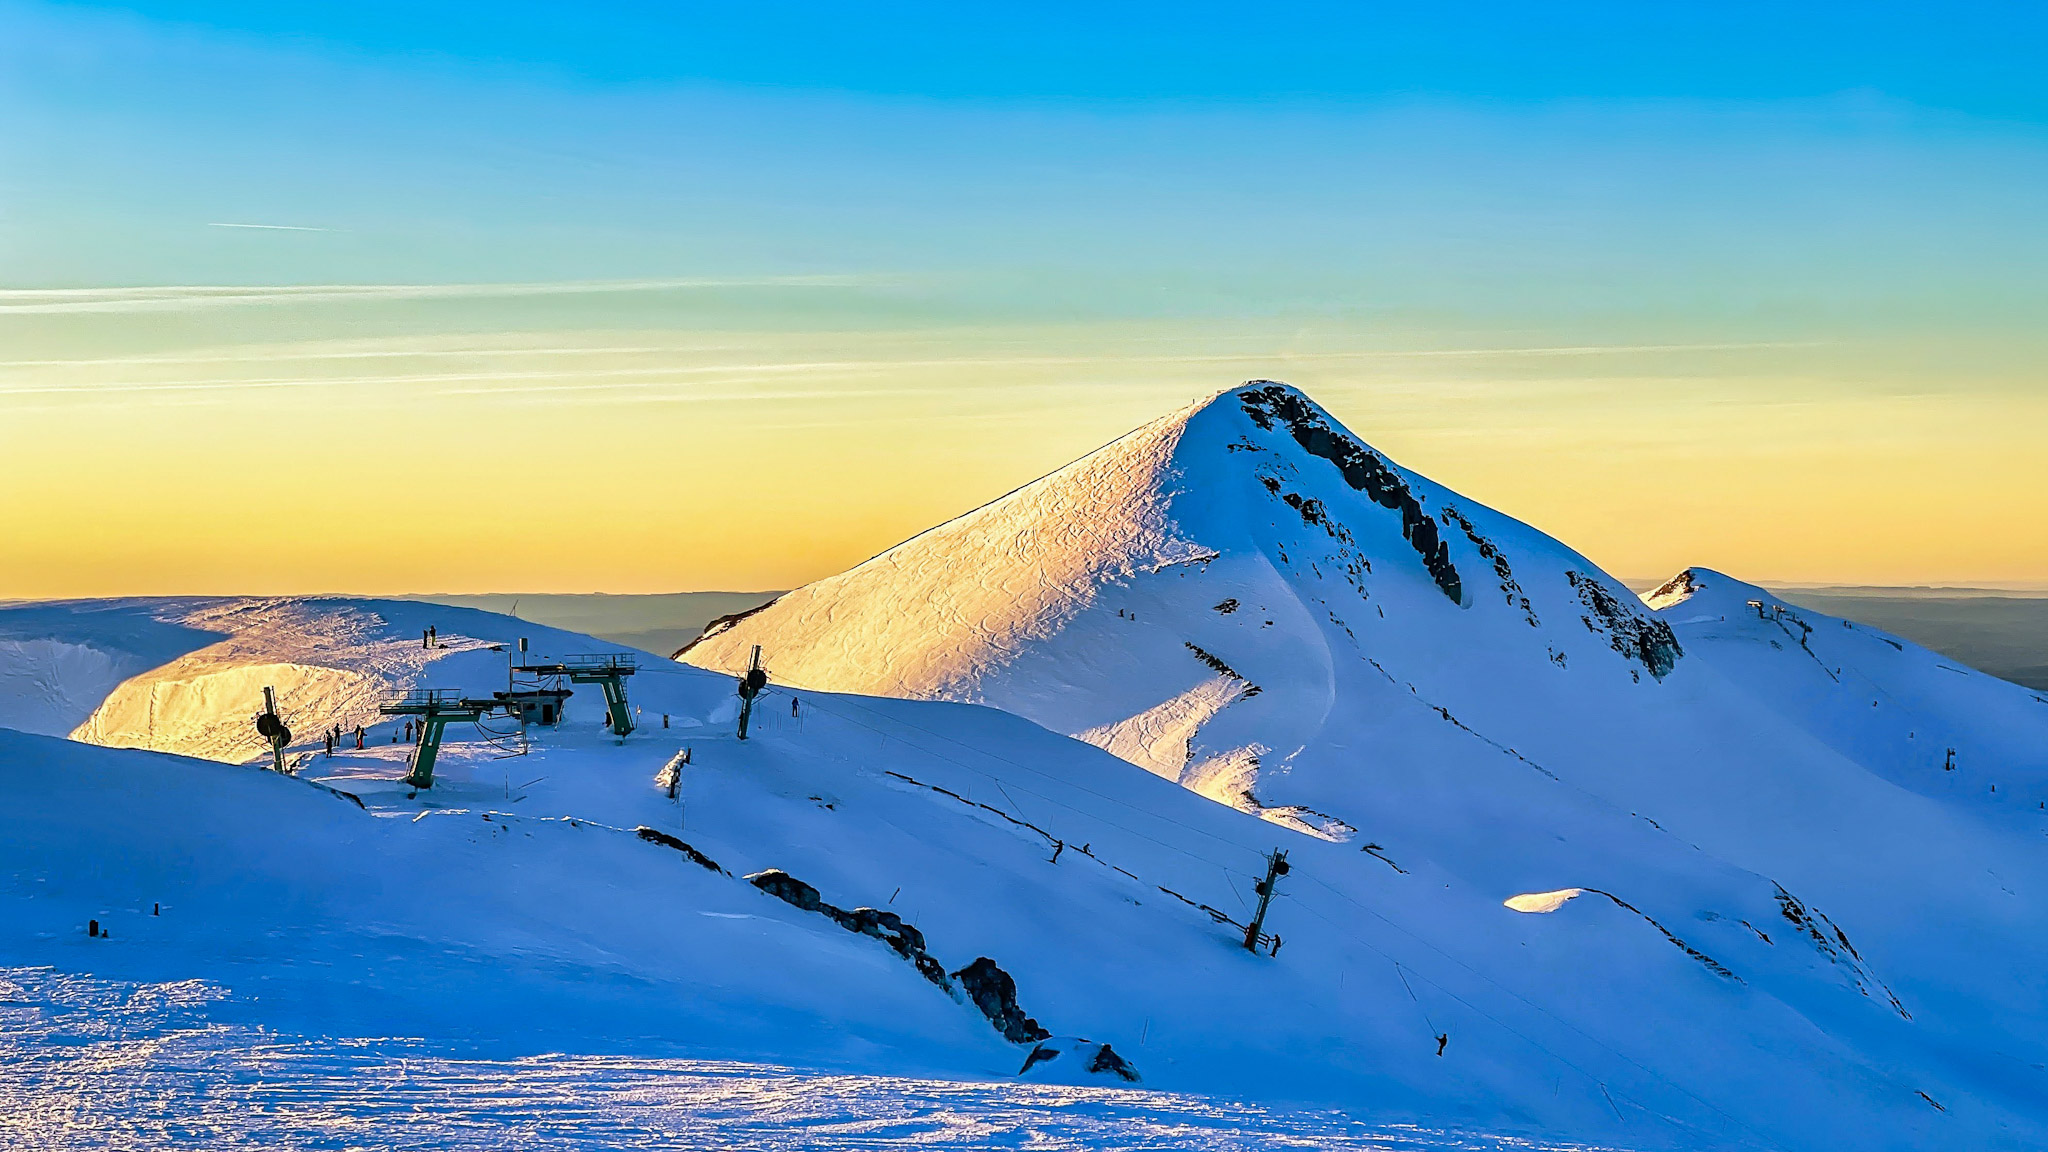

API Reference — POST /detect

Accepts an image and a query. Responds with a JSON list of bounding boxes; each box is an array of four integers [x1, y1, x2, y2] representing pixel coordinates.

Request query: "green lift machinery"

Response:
[[493, 686, 573, 726], [378, 688, 499, 790], [253, 686, 293, 774], [514, 653, 639, 735]]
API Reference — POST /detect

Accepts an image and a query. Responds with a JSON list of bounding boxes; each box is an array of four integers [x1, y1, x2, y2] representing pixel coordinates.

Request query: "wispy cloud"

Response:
[[0, 276, 892, 315], [0, 340, 1812, 374], [205, 222, 337, 232], [0, 345, 1808, 400]]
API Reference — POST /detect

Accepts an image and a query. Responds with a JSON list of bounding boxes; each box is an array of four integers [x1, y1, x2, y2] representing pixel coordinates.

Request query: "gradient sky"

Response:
[[3, 1, 2045, 596]]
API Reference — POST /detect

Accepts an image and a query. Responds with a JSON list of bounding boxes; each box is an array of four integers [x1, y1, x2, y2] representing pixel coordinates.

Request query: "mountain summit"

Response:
[[682, 381, 1678, 830]]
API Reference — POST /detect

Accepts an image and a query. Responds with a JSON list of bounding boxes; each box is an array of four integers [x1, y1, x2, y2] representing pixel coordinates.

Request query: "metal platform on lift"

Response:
[[513, 653, 639, 734]]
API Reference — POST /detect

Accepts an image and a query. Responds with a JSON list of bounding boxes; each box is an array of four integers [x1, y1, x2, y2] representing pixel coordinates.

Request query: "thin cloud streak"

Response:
[[0, 347, 720, 369], [0, 276, 894, 314], [205, 222, 337, 232], [0, 342, 1814, 382]]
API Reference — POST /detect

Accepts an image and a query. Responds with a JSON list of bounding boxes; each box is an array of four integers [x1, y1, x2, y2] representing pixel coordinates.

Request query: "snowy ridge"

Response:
[[1648, 566, 2048, 807], [5, 386, 2048, 1148]]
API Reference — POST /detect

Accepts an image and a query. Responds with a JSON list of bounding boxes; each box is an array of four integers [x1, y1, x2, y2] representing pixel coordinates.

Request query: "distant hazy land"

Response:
[[1621, 582, 2048, 692], [1770, 589, 2048, 692], [411, 585, 2047, 692], [406, 592, 779, 661]]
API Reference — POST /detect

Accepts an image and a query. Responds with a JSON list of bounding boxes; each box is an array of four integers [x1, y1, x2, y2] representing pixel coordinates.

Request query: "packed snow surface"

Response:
[[6, 384, 2048, 1149], [2, 970, 1628, 1152]]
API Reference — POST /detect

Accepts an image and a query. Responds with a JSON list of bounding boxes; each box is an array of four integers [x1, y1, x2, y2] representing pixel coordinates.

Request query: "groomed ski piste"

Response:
[[5, 383, 2047, 1149]]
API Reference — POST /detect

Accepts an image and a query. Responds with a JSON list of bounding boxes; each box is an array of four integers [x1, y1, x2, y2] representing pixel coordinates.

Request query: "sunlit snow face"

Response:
[[1503, 888, 1586, 914]]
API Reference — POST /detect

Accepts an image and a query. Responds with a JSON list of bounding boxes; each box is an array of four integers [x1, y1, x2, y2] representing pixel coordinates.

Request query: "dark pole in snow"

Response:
[[255, 686, 291, 774], [1243, 848, 1290, 953], [736, 645, 767, 741]]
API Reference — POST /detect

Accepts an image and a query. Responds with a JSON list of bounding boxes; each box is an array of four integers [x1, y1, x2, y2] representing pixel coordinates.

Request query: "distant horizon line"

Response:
[[9, 583, 2048, 605]]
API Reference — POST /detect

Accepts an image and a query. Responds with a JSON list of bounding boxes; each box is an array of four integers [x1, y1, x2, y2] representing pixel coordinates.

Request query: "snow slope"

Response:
[[1, 584, 2043, 1148], [1647, 566, 2048, 807], [667, 381, 2048, 1146], [0, 599, 222, 738], [0, 969, 1621, 1152]]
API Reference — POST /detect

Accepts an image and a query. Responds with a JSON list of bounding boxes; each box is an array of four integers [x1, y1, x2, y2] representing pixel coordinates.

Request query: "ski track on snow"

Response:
[[0, 969, 1622, 1152]]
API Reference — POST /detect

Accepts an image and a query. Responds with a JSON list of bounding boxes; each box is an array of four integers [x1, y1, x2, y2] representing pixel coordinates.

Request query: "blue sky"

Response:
[[2, 2, 2045, 594], [54, 2, 2048, 111]]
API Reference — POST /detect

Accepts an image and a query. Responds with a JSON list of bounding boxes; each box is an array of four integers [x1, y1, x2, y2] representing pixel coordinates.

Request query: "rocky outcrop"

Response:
[[1773, 883, 1907, 1018], [1017, 1036, 1141, 1082], [953, 956, 1050, 1044], [1238, 382, 1462, 604], [1566, 570, 1683, 679], [747, 869, 951, 989], [635, 826, 727, 874], [1441, 505, 1538, 627]]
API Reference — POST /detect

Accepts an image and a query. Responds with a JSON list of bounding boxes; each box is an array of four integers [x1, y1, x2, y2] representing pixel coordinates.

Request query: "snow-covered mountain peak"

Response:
[[1644, 567, 1709, 610], [1643, 566, 1785, 619], [681, 380, 1685, 827]]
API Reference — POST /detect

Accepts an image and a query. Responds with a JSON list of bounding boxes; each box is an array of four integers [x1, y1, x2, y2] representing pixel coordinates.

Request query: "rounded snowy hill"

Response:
[[682, 381, 1685, 829], [0, 595, 661, 764]]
